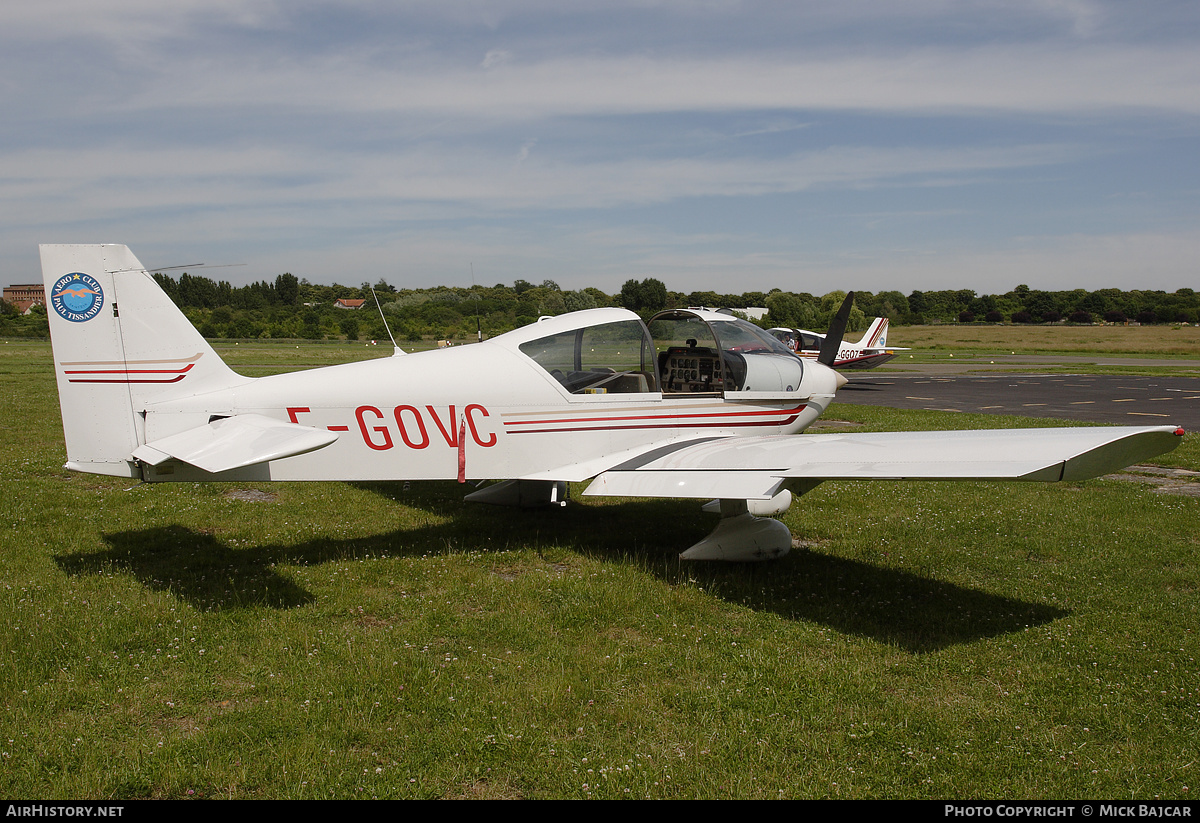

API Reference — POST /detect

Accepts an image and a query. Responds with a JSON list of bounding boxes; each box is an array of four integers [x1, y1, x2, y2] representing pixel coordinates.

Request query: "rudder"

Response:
[[856, 317, 888, 348], [41, 244, 247, 477]]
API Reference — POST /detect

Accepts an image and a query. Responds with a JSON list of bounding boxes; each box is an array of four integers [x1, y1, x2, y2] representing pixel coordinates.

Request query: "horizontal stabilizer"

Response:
[[132, 414, 339, 474], [584, 426, 1183, 500]]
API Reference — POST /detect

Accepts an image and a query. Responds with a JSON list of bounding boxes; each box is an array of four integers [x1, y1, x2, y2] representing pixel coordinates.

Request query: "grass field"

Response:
[[887, 322, 1200, 358], [1, 337, 1197, 799]]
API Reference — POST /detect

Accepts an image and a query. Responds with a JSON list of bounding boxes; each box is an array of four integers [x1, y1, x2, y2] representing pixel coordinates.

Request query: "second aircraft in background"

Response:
[[769, 316, 908, 370]]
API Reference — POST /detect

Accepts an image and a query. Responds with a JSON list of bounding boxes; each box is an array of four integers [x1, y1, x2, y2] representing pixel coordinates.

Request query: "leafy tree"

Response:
[[143, 269, 1200, 339], [687, 291, 722, 308], [765, 292, 817, 329], [907, 290, 927, 316], [275, 273, 300, 306], [563, 290, 597, 312], [619, 279, 668, 313]]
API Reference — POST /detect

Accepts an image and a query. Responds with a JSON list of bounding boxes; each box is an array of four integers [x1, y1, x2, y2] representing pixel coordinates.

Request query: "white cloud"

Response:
[[0, 141, 1080, 224], [102, 46, 1198, 120], [783, 229, 1200, 293], [481, 49, 513, 70], [2, 1, 1198, 295]]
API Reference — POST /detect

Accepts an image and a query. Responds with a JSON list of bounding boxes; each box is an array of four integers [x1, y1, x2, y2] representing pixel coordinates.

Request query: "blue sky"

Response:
[[3, 1, 1198, 295]]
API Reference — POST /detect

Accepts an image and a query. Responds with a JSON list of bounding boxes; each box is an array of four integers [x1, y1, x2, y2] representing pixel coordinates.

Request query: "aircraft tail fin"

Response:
[[40, 244, 247, 477], [856, 317, 888, 348]]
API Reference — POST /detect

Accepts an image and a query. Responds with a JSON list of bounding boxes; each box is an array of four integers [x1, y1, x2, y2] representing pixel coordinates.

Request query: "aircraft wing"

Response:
[[583, 425, 1182, 500], [131, 414, 339, 474]]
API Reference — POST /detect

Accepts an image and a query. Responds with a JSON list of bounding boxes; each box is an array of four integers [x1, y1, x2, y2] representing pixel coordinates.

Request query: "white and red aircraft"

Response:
[[41, 245, 1183, 561], [769, 317, 907, 370]]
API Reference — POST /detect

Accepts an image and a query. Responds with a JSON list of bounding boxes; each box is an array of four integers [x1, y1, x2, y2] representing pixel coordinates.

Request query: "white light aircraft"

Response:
[[41, 245, 1184, 561], [770, 317, 908, 370]]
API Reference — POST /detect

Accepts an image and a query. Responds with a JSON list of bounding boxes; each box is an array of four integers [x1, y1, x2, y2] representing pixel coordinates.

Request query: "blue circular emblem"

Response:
[[51, 273, 105, 323]]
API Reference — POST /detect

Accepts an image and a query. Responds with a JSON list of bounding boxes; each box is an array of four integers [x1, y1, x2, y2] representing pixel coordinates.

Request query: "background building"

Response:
[[3, 284, 45, 314]]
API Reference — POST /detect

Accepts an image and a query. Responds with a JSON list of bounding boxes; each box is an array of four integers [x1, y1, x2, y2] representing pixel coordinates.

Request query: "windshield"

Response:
[[711, 319, 795, 356], [647, 309, 802, 394]]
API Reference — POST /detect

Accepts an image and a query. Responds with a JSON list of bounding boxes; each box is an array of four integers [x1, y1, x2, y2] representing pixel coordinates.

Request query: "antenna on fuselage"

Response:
[[471, 263, 482, 343], [371, 287, 404, 357]]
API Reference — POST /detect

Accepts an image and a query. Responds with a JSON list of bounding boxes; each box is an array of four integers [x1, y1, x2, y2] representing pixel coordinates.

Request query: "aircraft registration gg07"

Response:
[[41, 244, 1184, 561], [769, 316, 909, 370]]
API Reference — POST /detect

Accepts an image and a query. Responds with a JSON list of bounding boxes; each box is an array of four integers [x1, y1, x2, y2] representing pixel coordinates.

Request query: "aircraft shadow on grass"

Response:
[[54, 482, 1066, 654]]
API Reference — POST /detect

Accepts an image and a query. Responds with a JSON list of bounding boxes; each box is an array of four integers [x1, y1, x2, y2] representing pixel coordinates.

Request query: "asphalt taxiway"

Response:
[[836, 364, 1200, 430]]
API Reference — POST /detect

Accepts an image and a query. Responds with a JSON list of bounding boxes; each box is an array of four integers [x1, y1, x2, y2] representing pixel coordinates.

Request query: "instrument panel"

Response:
[[661, 347, 725, 393]]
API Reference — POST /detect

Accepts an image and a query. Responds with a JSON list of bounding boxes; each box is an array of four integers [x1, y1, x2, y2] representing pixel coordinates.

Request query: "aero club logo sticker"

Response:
[[51, 273, 105, 323]]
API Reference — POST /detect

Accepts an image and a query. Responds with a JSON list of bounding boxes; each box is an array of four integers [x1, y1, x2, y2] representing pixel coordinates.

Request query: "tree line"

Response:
[[2, 272, 1197, 341]]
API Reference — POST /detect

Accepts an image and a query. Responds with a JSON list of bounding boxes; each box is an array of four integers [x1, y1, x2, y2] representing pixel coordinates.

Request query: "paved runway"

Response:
[[837, 372, 1200, 430]]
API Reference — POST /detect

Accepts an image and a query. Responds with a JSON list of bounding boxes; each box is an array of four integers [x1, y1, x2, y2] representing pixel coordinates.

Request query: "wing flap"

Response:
[[584, 426, 1182, 499], [132, 413, 338, 473], [515, 434, 728, 483]]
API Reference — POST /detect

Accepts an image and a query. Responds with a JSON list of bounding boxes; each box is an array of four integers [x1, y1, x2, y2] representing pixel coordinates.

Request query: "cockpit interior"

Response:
[[518, 308, 804, 397]]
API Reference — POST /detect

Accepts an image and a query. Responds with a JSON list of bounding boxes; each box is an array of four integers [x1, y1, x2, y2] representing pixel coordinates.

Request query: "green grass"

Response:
[[1, 341, 1197, 799], [868, 323, 1200, 375], [876, 358, 1200, 377], [891, 323, 1200, 358]]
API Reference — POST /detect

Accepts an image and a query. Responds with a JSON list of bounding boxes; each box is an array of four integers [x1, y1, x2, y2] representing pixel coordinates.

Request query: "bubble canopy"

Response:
[[513, 307, 804, 397]]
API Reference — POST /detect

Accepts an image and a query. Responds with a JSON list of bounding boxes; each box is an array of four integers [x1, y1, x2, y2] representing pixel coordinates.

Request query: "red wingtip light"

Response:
[[1174, 428, 1185, 436]]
